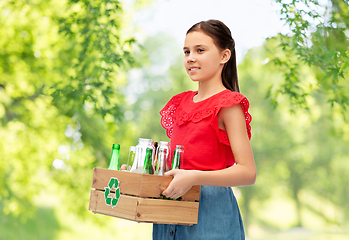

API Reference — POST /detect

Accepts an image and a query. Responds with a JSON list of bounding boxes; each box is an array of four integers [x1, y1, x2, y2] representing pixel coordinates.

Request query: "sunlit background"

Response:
[[0, 0, 348, 239]]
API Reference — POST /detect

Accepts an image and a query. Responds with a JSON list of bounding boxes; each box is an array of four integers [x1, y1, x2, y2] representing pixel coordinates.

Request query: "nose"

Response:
[[187, 53, 196, 63]]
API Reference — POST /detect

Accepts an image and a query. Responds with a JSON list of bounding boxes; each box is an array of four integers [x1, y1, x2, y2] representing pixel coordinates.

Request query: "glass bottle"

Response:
[[142, 148, 154, 174], [154, 141, 169, 175], [108, 144, 120, 170], [152, 141, 158, 172], [126, 146, 136, 171], [130, 138, 155, 173], [171, 145, 184, 170]]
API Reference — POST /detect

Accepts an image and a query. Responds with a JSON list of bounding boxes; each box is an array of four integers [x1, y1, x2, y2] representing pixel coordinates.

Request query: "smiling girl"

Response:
[[153, 20, 256, 240]]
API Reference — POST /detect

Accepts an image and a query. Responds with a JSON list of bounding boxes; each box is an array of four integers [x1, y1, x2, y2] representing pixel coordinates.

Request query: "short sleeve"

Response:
[[212, 92, 252, 145], [159, 91, 191, 138]]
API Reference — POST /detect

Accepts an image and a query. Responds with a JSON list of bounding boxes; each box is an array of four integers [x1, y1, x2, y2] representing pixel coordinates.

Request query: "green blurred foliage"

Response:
[[0, 207, 60, 240], [238, 38, 349, 231], [271, 0, 349, 112], [122, 32, 196, 143], [0, 0, 348, 239], [0, 0, 139, 221]]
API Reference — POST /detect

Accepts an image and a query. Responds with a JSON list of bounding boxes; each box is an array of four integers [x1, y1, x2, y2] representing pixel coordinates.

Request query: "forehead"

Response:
[[184, 31, 215, 47]]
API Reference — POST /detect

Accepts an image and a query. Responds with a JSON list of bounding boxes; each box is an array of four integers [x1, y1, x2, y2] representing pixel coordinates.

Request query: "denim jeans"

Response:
[[153, 185, 245, 240]]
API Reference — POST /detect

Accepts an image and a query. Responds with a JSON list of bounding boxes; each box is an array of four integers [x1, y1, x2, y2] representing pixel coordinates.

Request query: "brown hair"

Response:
[[187, 19, 240, 92]]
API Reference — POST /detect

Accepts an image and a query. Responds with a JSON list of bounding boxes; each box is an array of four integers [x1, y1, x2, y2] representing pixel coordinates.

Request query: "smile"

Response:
[[189, 67, 200, 71]]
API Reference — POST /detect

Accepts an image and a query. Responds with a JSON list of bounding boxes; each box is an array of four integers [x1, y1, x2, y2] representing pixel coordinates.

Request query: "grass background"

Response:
[[0, 189, 347, 240]]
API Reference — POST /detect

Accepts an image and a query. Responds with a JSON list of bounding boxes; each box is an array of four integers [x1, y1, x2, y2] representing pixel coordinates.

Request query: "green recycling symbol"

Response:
[[104, 177, 120, 208]]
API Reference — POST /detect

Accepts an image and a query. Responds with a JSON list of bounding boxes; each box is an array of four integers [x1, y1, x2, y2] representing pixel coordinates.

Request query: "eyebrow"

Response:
[[183, 44, 207, 50]]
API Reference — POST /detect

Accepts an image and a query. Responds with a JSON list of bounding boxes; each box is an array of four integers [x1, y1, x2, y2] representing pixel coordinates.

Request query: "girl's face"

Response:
[[183, 31, 228, 83]]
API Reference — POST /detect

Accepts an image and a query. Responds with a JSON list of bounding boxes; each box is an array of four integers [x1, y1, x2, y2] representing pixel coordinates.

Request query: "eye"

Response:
[[197, 48, 204, 53], [184, 50, 190, 55]]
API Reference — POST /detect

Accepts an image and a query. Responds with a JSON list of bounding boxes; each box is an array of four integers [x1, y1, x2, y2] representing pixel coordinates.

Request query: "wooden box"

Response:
[[88, 168, 200, 225]]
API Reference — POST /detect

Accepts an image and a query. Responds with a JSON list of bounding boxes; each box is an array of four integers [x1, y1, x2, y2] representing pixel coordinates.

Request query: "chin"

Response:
[[189, 77, 201, 82]]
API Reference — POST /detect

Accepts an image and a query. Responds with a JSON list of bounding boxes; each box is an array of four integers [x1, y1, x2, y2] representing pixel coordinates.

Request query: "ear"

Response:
[[220, 49, 231, 64]]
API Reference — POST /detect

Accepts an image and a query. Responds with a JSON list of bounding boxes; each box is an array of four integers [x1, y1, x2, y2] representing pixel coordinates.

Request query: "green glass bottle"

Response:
[[142, 148, 154, 174], [108, 144, 120, 170], [163, 145, 184, 201], [171, 145, 184, 170]]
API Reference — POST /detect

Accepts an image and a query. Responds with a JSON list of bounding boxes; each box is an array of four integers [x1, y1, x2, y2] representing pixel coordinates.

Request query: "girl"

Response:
[[153, 20, 256, 240]]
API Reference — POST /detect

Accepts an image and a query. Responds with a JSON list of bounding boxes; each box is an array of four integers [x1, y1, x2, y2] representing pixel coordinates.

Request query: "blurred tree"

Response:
[[0, 0, 139, 220], [122, 32, 196, 143], [270, 0, 349, 112], [238, 39, 349, 231]]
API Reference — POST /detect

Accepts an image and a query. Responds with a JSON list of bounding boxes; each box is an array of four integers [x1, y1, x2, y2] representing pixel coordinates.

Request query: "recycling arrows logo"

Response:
[[104, 177, 120, 208]]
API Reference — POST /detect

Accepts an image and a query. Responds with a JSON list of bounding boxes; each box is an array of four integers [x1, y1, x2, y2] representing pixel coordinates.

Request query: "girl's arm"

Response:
[[162, 104, 256, 199]]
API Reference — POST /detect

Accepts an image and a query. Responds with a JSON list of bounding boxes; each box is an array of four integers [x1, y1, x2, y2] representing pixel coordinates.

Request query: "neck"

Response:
[[194, 80, 226, 102]]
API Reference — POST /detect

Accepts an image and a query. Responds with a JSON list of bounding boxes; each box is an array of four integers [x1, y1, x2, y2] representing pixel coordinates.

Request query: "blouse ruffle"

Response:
[[160, 90, 252, 143]]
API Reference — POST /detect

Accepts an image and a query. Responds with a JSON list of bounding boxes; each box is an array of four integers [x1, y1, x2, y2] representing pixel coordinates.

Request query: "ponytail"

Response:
[[222, 41, 239, 92]]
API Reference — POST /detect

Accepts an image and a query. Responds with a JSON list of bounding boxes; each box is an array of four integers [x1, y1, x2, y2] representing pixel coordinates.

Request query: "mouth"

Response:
[[188, 67, 200, 71]]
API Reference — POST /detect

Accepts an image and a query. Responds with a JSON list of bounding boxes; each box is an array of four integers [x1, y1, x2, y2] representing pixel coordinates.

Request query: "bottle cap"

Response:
[[112, 144, 120, 150]]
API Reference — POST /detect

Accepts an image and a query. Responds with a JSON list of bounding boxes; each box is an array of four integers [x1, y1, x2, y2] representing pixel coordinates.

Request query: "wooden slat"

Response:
[[91, 168, 142, 196], [89, 189, 98, 213], [88, 190, 199, 225], [139, 173, 172, 198], [91, 168, 200, 200], [182, 185, 201, 201], [136, 198, 199, 225], [89, 190, 138, 221]]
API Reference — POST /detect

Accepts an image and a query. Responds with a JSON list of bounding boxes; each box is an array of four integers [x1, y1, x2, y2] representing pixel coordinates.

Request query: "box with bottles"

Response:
[[88, 168, 200, 225], [88, 139, 200, 225]]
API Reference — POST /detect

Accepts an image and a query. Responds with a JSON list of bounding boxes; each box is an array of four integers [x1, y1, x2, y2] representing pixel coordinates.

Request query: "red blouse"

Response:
[[160, 89, 252, 171]]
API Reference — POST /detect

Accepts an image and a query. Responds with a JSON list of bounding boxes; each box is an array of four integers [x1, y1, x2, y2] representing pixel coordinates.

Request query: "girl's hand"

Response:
[[162, 169, 197, 199], [120, 164, 127, 171]]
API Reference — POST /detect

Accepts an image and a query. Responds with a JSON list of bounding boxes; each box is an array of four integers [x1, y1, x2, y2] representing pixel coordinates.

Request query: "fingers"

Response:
[[162, 169, 190, 199], [162, 187, 181, 199], [164, 169, 175, 176], [162, 181, 176, 198], [162, 181, 173, 197], [162, 180, 184, 199], [162, 170, 178, 197], [120, 164, 127, 170]]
